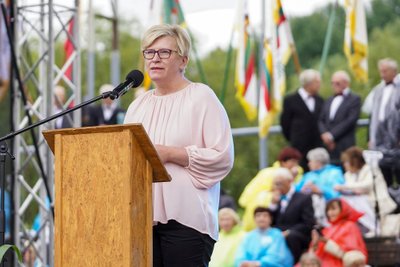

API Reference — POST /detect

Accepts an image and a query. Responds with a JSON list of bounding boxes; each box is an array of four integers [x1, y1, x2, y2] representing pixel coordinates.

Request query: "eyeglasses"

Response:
[[142, 49, 178, 60]]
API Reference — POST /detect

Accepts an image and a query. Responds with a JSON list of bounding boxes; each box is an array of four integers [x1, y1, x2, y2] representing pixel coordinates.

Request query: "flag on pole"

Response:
[[258, 0, 287, 137], [273, 0, 295, 66], [64, 18, 75, 82], [235, 1, 258, 121], [344, 0, 368, 83], [163, 0, 186, 27], [272, 0, 289, 107], [258, 42, 274, 137]]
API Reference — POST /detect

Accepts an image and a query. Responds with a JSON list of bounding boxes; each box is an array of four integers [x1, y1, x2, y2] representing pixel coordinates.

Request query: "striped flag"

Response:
[[163, 0, 186, 26], [258, 0, 287, 137], [64, 18, 75, 82], [273, 0, 289, 105], [274, 0, 295, 66], [344, 0, 368, 83], [258, 42, 274, 137], [235, 1, 258, 121]]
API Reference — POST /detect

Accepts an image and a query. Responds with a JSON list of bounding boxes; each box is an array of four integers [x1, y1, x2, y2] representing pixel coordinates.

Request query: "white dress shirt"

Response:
[[329, 88, 350, 120], [102, 103, 117, 121], [54, 107, 63, 128], [269, 185, 296, 213], [298, 87, 315, 112], [378, 83, 394, 122], [279, 186, 295, 213]]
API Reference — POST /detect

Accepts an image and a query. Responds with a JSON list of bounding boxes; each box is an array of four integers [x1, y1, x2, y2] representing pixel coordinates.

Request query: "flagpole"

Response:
[[86, 0, 95, 100], [319, 1, 338, 75], [219, 29, 234, 104], [259, 0, 268, 169], [110, 0, 120, 86], [290, 43, 302, 75], [285, 21, 301, 74]]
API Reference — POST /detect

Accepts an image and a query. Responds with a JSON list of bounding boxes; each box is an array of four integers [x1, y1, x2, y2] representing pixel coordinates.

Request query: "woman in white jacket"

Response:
[[336, 146, 399, 236]]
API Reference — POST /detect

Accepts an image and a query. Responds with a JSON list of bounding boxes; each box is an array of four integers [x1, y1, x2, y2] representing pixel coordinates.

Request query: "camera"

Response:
[[313, 225, 324, 235]]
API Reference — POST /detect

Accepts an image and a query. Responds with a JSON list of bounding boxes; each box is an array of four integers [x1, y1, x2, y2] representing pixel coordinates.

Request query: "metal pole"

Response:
[[258, 0, 268, 169], [87, 0, 95, 99], [319, 1, 338, 74], [0, 142, 6, 267], [111, 0, 120, 86], [219, 30, 234, 104]]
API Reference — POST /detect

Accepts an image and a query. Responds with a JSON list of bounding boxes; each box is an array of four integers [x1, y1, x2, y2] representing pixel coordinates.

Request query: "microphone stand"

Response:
[[366, 153, 382, 267], [363, 150, 383, 238], [0, 91, 113, 256], [370, 164, 381, 238]]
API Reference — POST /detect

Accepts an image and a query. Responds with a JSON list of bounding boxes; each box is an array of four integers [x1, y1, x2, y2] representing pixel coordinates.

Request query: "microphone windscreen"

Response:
[[126, 70, 144, 87]]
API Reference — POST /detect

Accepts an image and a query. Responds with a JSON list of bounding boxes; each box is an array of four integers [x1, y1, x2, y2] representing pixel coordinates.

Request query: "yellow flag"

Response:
[[235, 0, 258, 121], [344, 0, 368, 83]]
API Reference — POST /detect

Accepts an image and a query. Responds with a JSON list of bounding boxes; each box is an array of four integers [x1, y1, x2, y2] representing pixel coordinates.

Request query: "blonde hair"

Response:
[[141, 24, 191, 58], [218, 208, 240, 225]]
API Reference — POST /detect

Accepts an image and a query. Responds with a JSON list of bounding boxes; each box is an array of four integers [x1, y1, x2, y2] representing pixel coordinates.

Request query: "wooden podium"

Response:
[[43, 124, 170, 267]]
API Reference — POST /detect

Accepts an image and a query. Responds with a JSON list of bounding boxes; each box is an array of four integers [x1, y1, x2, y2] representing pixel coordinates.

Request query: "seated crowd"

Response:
[[210, 146, 400, 267]]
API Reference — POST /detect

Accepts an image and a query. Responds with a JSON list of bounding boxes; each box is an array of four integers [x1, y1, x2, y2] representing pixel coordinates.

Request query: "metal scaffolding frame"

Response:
[[12, 0, 80, 266]]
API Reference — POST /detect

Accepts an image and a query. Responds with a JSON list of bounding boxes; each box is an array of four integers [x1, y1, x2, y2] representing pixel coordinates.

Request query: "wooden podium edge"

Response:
[[42, 123, 171, 183]]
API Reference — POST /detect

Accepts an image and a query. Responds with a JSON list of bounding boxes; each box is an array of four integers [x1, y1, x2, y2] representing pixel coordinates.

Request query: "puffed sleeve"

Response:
[[184, 86, 234, 189]]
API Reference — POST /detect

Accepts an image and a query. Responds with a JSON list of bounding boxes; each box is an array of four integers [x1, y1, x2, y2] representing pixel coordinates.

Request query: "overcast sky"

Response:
[[91, 0, 371, 55]]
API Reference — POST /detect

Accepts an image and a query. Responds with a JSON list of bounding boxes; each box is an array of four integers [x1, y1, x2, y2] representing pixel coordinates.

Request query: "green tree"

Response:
[[367, 0, 400, 33], [289, 4, 346, 69], [368, 18, 400, 85]]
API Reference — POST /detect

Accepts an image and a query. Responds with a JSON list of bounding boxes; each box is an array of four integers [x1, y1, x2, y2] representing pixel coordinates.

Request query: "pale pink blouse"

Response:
[[124, 83, 234, 240]]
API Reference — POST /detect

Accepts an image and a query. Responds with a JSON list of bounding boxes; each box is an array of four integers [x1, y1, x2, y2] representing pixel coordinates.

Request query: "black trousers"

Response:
[[153, 220, 215, 267], [380, 165, 400, 187], [285, 231, 310, 264]]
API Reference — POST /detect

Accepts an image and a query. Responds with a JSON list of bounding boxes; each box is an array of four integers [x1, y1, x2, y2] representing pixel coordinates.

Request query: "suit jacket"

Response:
[[55, 112, 73, 129], [318, 91, 361, 162], [88, 105, 125, 126], [271, 192, 315, 238], [369, 76, 400, 148], [280, 91, 324, 159]]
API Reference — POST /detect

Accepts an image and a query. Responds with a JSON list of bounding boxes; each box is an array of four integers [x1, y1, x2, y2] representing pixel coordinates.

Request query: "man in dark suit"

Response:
[[270, 168, 315, 264], [319, 70, 361, 166], [87, 84, 126, 126], [280, 69, 324, 170]]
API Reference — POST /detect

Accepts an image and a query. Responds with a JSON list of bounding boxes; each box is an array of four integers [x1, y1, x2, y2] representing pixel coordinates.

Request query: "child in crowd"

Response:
[[311, 198, 368, 267], [235, 207, 293, 267], [209, 208, 245, 267]]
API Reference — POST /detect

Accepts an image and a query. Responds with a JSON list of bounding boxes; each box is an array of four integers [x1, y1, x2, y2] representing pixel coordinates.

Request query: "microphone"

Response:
[[109, 70, 144, 100], [362, 150, 383, 168]]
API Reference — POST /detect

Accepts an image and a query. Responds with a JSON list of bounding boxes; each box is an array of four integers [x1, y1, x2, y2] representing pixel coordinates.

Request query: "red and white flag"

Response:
[[235, 0, 258, 121]]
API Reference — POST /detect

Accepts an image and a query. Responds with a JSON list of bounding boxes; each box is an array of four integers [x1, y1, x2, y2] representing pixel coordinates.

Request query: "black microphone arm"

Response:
[[0, 70, 144, 143], [109, 70, 144, 100]]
